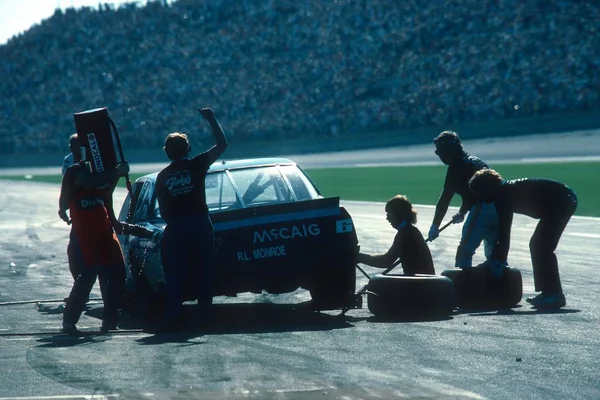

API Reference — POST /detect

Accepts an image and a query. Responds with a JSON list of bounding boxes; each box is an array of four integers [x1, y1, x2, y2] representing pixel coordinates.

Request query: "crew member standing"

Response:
[[61, 134, 85, 283], [59, 160, 151, 334], [469, 169, 577, 310], [155, 107, 228, 331], [427, 131, 498, 268], [62, 133, 80, 176]]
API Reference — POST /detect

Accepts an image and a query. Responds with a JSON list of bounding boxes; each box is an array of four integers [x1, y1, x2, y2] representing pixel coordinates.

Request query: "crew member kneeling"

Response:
[[357, 195, 435, 275]]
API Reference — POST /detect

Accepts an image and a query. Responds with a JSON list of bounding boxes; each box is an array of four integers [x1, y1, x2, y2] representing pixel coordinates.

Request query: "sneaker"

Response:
[[525, 293, 544, 304], [528, 293, 566, 310], [61, 323, 81, 336]]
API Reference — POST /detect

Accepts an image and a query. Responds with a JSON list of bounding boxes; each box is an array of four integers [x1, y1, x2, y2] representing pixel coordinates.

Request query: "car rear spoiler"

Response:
[[211, 197, 342, 232]]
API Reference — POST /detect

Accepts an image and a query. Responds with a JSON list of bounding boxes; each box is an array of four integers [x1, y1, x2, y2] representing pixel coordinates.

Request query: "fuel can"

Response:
[[73, 107, 123, 174]]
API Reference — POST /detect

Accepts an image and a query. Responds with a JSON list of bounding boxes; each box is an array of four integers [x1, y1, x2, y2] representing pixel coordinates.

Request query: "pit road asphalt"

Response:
[[0, 134, 599, 400]]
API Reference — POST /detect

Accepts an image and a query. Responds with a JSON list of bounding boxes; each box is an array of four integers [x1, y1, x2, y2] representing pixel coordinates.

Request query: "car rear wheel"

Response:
[[310, 263, 357, 312], [441, 266, 522, 309], [366, 274, 454, 319], [128, 253, 166, 322]]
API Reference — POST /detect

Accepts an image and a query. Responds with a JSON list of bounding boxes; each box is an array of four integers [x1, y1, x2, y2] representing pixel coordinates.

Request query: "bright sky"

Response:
[[0, 0, 144, 45]]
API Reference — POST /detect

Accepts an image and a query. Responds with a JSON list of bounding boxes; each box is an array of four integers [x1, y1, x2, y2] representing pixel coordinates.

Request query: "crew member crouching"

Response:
[[358, 195, 435, 275]]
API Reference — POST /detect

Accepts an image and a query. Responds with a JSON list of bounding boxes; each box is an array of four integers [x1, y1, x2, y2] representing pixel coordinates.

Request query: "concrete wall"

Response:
[[2, 111, 599, 169]]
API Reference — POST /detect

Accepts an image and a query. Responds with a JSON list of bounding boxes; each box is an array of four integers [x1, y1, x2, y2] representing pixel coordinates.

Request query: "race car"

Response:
[[117, 158, 360, 314]]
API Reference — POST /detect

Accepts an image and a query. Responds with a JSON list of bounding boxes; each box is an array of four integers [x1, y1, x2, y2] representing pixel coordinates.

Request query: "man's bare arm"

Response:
[[58, 167, 75, 223], [199, 107, 228, 166]]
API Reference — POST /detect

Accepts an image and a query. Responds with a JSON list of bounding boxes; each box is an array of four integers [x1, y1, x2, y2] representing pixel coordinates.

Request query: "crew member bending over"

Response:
[[358, 195, 435, 275], [469, 169, 577, 310], [427, 131, 497, 268]]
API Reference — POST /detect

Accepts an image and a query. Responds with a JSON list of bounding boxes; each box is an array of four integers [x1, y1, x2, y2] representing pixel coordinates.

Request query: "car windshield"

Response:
[[153, 164, 320, 216]]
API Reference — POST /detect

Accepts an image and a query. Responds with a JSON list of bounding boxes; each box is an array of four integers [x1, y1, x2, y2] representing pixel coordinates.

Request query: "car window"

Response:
[[230, 166, 292, 206], [205, 172, 240, 212], [279, 165, 320, 201], [134, 181, 154, 223], [119, 181, 144, 223]]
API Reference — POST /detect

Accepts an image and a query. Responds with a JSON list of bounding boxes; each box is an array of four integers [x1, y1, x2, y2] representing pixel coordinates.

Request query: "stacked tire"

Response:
[[366, 274, 454, 320], [441, 267, 522, 309]]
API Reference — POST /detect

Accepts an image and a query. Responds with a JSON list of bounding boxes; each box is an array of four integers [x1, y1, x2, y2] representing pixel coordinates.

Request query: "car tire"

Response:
[[129, 253, 166, 321], [441, 267, 522, 309], [366, 274, 454, 319], [310, 260, 357, 312]]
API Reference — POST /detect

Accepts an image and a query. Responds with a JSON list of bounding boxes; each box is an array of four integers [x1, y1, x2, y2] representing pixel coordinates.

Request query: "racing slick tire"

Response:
[[366, 274, 454, 319], [441, 266, 522, 309], [128, 252, 166, 322], [309, 259, 358, 312]]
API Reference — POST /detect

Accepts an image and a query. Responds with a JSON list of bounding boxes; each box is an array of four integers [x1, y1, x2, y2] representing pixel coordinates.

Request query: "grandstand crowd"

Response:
[[0, 0, 599, 154]]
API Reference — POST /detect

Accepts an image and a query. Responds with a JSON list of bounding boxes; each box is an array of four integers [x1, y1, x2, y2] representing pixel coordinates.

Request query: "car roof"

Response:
[[138, 157, 297, 181]]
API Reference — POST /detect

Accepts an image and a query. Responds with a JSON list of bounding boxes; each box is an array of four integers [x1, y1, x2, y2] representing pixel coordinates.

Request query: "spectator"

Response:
[[0, 0, 598, 154]]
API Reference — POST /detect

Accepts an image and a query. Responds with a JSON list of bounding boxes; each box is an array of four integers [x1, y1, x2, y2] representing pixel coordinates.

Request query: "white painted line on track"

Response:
[[521, 155, 600, 163], [353, 161, 440, 167], [567, 233, 600, 239], [348, 155, 600, 168], [342, 201, 600, 221], [0, 396, 119, 400]]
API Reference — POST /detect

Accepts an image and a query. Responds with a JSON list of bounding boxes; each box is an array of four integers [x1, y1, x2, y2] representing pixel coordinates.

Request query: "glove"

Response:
[[484, 259, 508, 278], [58, 209, 71, 225], [427, 224, 440, 241], [451, 212, 465, 224]]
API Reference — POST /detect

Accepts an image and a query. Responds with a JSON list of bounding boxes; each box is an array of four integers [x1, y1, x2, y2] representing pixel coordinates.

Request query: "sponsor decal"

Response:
[[87, 133, 104, 172], [80, 196, 104, 208], [212, 206, 340, 232], [237, 245, 287, 261], [165, 170, 193, 196], [336, 218, 354, 233], [253, 246, 287, 259], [253, 224, 320, 244]]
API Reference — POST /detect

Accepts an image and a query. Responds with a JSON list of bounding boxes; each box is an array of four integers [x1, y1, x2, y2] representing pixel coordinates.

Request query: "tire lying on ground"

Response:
[[366, 274, 454, 319], [441, 266, 522, 309]]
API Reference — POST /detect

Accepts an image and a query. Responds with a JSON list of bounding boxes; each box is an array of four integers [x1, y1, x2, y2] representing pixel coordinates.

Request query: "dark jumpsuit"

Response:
[[60, 163, 126, 328], [156, 153, 215, 321], [433, 152, 496, 267], [492, 178, 578, 294]]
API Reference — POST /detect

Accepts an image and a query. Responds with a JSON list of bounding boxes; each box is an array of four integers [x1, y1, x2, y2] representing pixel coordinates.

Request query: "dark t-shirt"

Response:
[[492, 178, 576, 261], [433, 152, 488, 225], [391, 224, 435, 275], [156, 153, 211, 225]]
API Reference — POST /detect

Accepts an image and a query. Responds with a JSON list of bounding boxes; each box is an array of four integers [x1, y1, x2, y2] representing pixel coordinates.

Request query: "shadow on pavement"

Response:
[[363, 314, 454, 323], [463, 306, 581, 317], [121, 302, 355, 342], [36, 334, 110, 347]]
